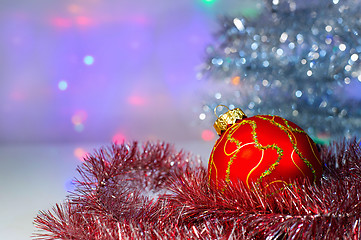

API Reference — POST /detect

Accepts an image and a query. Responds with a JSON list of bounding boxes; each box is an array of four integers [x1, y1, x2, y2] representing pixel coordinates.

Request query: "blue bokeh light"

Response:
[[83, 55, 94, 65], [58, 80, 68, 91]]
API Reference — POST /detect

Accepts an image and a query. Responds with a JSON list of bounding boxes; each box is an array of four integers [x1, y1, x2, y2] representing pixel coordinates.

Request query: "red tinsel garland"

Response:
[[33, 139, 361, 239]]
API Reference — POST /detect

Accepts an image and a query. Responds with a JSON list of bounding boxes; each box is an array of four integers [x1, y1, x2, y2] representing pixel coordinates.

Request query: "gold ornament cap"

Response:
[[213, 105, 247, 136]]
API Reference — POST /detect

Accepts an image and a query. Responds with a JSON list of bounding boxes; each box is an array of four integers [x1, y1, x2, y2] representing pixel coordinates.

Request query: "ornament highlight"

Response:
[[208, 105, 323, 190]]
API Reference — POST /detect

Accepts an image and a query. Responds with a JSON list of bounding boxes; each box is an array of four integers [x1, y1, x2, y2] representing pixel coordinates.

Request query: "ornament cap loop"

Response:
[[213, 105, 247, 136]]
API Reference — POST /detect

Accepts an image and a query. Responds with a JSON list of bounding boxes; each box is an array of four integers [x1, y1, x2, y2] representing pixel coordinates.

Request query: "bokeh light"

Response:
[[51, 17, 71, 28], [231, 76, 240, 85], [83, 55, 94, 65], [76, 16, 93, 26], [203, 0, 216, 4], [68, 4, 82, 14], [112, 133, 126, 144], [128, 95, 146, 106], [201, 129, 215, 141], [10, 90, 26, 101], [74, 123, 85, 132], [71, 110, 88, 132], [71, 110, 88, 125], [74, 147, 88, 161], [58, 80, 68, 91]]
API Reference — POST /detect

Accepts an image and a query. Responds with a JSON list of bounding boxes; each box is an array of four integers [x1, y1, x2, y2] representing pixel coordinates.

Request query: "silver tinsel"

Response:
[[200, 0, 361, 142]]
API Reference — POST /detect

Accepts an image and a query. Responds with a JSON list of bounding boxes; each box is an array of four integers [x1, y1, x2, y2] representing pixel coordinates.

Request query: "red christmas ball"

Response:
[[208, 107, 323, 190]]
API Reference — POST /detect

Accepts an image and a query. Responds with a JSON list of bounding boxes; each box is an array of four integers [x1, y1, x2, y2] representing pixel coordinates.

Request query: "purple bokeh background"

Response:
[[0, 0, 258, 144], [0, 2, 260, 239]]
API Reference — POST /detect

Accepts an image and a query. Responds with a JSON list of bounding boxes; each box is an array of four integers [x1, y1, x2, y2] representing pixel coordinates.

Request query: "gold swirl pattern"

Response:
[[208, 115, 322, 190]]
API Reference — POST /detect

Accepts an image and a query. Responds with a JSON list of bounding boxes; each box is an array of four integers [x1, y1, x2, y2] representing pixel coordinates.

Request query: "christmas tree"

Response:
[[199, 0, 361, 143]]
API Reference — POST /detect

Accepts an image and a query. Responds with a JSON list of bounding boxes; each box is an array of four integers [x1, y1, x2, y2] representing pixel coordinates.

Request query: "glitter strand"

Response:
[[34, 139, 361, 239], [199, 0, 361, 141]]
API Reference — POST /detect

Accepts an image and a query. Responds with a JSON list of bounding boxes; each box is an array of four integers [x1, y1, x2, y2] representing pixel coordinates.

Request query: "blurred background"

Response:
[[0, 0, 258, 239]]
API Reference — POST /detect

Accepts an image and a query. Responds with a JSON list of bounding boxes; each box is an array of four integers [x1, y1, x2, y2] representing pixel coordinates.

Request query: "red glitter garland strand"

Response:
[[33, 139, 361, 239]]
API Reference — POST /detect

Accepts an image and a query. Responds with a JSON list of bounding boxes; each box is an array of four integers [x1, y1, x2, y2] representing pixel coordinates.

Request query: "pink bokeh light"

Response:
[[112, 133, 126, 144], [71, 110, 88, 125], [201, 129, 215, 141], [128, 95, 146, 106], [51, 17, 72, 28], [74, 147, 88, 161]]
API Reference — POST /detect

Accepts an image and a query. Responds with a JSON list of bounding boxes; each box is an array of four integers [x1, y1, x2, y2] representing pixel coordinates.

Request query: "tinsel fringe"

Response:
[[33, 139, 361, 239]]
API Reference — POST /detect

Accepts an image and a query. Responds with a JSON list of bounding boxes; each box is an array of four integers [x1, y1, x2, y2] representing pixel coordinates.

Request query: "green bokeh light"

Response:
[[203, 0, 216, 5]]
